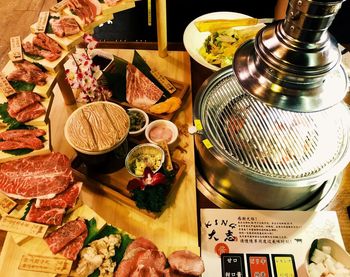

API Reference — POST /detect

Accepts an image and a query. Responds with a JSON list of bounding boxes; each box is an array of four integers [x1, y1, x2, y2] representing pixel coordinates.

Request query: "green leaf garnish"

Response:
[[8, 81, 35, 92]]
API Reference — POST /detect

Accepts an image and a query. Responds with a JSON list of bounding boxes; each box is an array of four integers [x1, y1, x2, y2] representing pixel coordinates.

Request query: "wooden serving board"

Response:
[[62, 8, 114, 32], [73, 159, 186, 219], [1, 60, 57, 99], [0, 92, 54, 127], [101, 0, 136, 16], [21, 34, 71, 73], [109, 77, 190, 121], [30, 22, 84, 51], [0, 204, 106, 277], [0, 124, 51, 163]]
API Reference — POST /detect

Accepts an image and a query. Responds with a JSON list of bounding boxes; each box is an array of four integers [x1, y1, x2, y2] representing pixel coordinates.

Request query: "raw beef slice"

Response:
[[59, 230, 87, 260], [35, 182, 82, 209], [0, 152, 73, 199], [25, 205, 65, 226], [45, 217, 87, 254], [126, 64, 163, 108]]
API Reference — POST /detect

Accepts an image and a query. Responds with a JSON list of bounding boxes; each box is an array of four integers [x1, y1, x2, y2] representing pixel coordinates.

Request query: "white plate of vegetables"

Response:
[[183, 11, 263, 71]]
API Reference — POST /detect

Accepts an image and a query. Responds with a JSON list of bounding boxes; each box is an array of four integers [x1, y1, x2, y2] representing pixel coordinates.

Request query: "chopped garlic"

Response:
[[75, 233, 122, 277]]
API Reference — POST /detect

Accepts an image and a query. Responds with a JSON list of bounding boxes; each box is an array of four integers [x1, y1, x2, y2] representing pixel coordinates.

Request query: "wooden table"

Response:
[[0, 49, 199, 276], [0, 45, 349, 275]]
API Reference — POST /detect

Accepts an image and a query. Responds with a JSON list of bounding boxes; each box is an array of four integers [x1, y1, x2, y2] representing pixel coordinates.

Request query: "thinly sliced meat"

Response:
[[50, 19, 65, 37], [44, 218, 87, 254], [0, 136, 44, 150], [0, 129, 46, 140], [25, 205, 65, 226], [7, 61, 47, 86], [115, 237, 166, 277], [33, 33, 62, 54], [124, 237, 158, 259], [22, 41, 60, 62], [35, 182, 82, 209], [59, 229, 87, 260], [163, 268, 194, 277], [130, 265, 163, 277], [50, 17, 80, 37], [137, 249, 167, 271], [126, 64, 163, 108], [0, 152, 73, 199], [167, 250, 205, 276], [7, 91, 41, 116], [13, 102, 46, 123], [104, 0, 121, 6]]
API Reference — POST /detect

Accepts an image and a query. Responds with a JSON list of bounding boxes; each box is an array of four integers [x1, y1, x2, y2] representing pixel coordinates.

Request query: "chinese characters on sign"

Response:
[[204, 216, 303, 247], [0, 216, 48, 237], [200, 209, 344, 277], [19, 254, 72, 274]]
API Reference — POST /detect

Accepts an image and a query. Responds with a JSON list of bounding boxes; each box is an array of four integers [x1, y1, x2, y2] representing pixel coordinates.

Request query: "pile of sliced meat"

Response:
[[50, 16, 81, 38], [7, 91, 46, 123], [126, 64, 163, 109], [44, 217, 87, 260], [114, 237, 205, 277], [25, 182, 82, 225], [22, 33, 62, 62], [7, 60, 47, 86], [68, 0, 102, 24], [0, 128, 46, 151]]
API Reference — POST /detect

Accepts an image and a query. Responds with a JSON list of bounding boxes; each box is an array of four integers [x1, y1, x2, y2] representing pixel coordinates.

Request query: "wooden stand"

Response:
[[156, 0, 168, 57], [56, 63, 76, 105]]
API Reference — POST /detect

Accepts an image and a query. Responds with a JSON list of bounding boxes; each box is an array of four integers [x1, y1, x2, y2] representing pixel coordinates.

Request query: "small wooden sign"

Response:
[[9, 36, 23, 62], [19, 254, 72, 274], [0, 216, 48, 238], [151, 70, 177, 94], [50, 0, 69, 13], [0, 73, 16, 97], [36, 11, 49, 33], [0, 192, 17, 214]]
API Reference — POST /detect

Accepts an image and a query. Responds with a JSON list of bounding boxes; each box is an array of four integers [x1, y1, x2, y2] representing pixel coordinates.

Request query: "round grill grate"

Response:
[[199, 68, 350, 179]]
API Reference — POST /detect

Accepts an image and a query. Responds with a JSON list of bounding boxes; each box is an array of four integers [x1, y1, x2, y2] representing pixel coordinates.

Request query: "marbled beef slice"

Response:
[[0, 152, 73, 199], [44, 217, 87, 254]]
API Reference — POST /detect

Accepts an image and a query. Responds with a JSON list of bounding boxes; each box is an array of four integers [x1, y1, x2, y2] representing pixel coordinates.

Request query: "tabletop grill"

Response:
[[193, 0, 350, 209]]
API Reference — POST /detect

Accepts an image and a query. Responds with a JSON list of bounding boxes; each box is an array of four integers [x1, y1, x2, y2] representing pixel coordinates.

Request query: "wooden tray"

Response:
[[73, 158, 186, 219], [109, 77, 190, 121]]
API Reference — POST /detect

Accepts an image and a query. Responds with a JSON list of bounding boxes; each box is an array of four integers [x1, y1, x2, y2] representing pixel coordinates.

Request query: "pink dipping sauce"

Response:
[[149, 124, 173, 143]]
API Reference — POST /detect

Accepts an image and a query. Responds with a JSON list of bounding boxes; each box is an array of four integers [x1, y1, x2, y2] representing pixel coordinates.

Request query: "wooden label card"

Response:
[[50, 0, 69, 12], [151, 70, 177, 94], [19, 254, 72, 274], [9, 36, 23, 62], [36, 11, 49, 33], [0, 216, 48, 238], [0, 73, 16, 97], [0, 192, 17, 214]]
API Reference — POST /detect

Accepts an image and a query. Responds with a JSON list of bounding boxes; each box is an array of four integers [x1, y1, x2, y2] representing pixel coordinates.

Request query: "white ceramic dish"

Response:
[[127, 108, 149, 136], [145, 120, 178, 146], [305, 238, 350, 276], [125, 143, 165, 177], [183, 11, 252, 71]]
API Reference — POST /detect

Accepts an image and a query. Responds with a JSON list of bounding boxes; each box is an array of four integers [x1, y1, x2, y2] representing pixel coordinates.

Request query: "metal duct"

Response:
[[233, 0, 348, 112]]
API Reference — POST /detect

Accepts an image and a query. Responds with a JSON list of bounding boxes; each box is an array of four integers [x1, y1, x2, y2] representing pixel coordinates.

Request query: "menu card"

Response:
[[200, 209, 345, 277]]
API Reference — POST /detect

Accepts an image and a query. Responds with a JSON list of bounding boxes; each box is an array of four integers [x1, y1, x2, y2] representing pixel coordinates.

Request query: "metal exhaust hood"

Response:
[[233, 0, 348, 112]]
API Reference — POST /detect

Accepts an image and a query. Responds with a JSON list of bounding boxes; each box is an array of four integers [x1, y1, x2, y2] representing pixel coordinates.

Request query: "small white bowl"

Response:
[[145, 120, 178, 146], [127, 108, 149, 136], [125, 143, 165, 177], [305, 238, 350, 276]]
